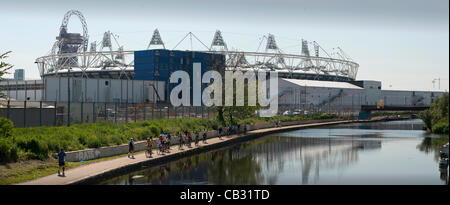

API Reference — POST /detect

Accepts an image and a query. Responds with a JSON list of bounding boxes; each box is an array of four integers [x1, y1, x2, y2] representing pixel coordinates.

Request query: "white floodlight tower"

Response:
[[210, 30, 228, 52], [102, 31, 113, 51], [147, 29, 165, 49], [300, 39, 315, 74], [313, 41, 319, 57], [262, 34, 286, 71], [266, 34, 279, 52], [301, 39, 310, 57]]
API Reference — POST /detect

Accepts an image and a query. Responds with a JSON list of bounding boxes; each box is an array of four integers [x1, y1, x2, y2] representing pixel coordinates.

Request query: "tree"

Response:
[[419, 93, 449, 133], [0, 51, 13, 99], [214, 80, 261, 125]]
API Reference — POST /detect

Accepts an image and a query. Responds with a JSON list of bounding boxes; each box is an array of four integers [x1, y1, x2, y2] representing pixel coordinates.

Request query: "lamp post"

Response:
[[154, 70, 160, 119], [67, 67, 71, 126]]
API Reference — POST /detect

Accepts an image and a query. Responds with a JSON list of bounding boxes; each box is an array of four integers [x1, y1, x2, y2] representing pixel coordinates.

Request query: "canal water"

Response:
[[98, 119, 449, 185]]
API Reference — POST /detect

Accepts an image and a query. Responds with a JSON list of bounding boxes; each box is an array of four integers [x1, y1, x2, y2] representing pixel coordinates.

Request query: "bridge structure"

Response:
[[358, 105, 429, 120]]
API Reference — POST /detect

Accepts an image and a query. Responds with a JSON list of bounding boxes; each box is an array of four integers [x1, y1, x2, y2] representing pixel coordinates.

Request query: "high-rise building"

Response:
[[14, 69, 24, 81]]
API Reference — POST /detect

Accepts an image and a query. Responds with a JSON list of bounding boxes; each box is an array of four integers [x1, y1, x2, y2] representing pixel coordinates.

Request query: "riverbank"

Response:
[[419, 93, 449, 134], [17, 116, 406, 185]]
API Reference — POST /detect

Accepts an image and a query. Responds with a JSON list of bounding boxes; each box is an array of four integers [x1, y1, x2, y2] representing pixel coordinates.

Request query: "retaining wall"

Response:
[[61, 118, 339, 162]]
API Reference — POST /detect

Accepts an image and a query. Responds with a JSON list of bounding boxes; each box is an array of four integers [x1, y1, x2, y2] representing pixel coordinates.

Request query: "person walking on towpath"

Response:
[[128, 138, 135, 159], [202, 128, 208, 144], [57, 148, 66, 177], [218, 127, 223, 140], [167, 132, 172, 149], [187, 131, 192, 148]]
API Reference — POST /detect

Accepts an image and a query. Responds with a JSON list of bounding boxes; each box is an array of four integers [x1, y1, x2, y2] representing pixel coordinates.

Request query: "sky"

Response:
[[0, 0, 448, 91]]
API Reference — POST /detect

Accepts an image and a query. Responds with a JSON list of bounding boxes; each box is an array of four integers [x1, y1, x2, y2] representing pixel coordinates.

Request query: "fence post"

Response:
[[105, 103, 107, 121], [81, 101, 84, 124], [114, 102, 117, 123], [143, 103, 146, 121], [54, 101, 57, 126], [40, 101, 42, 126], [125, 101, 128, 123], [93, 102, 96, 123], [134, 103, 137, 122], [68, 102, 71, 127], [6, 100, 10, 120], [167, 106, 169, 119], [24, 101, 27, 127]]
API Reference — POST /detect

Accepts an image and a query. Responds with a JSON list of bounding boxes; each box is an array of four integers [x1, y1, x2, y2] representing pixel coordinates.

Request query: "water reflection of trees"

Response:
[[417, 136, 449, 161], [103, 136, 382, 185], [417, 136, 449, 185]]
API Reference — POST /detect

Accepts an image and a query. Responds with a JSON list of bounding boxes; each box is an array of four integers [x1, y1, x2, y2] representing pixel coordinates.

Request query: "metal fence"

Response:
[[0, 100, 217, 128], [0, 93, 366, 128]]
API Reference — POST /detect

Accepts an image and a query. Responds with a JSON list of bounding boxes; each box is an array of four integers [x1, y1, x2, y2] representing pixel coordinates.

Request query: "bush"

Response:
[[0, 138, 18, 162], [432, 121, 449, 134], [0, 117, 13, 138], [86, 135, 101, 148]]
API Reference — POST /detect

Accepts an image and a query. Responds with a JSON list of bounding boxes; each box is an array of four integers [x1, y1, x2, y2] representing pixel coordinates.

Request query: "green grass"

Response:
[[1, 114, 338, 165]]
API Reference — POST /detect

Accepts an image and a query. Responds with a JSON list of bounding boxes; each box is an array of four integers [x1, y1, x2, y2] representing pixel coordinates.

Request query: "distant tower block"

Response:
[[210, 30, 228, 51], [301, 39, 310, 56], [147, 29, 165, 49], [266, 34, 278, 51]]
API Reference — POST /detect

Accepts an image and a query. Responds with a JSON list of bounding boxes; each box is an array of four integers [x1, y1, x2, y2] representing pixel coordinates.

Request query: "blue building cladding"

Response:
[[134, 49, 225, 103]]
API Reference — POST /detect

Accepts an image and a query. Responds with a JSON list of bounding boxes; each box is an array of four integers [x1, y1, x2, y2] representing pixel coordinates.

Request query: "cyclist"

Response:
[[146, 137, 153, 158], [178, 132, 184, 150], [164, 136, 170, 153], [187, 132, 192, 148], [159, 135, 165, 154], [194, 131, 199, 146], [167, 132, 172, 149]]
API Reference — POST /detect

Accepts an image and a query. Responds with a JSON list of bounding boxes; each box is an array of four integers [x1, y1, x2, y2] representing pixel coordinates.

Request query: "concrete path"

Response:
[[19, 120, 353, 185]]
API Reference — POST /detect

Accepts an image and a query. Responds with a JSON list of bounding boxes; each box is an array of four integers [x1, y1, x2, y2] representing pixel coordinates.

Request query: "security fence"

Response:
[[0, 100, 217, 128]]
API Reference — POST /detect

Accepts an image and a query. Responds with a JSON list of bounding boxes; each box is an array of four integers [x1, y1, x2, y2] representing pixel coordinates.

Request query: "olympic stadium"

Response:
[[0, 10, 445, 127]]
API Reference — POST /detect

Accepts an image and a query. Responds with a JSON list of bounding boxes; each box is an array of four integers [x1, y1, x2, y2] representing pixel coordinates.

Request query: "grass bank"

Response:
[[1, 113, 337, 163]]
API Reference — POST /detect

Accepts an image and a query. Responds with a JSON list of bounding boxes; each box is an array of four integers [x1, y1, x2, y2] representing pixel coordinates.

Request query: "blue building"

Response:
[[134, 49, 225, 103], [14, 69, 24, 81]]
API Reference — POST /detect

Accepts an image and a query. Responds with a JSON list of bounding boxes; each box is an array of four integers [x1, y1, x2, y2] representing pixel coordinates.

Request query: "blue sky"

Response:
[[0, 0, 448, 91]]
